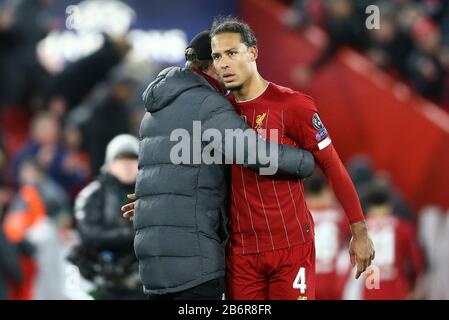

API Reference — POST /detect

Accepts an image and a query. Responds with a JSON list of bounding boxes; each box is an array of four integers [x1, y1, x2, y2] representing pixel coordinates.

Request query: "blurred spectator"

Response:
[[4, 158, 70, 299], [82, 74, 135, 175], [419, 0, 449, 23], [0, 0, 55, 108], [46, 34, 131, 118], [12, 112, 89, 195], [62, 123, 91, 199], [282, 0, 326, 29], [305, 172, 349, 300], [68, 134, 144, 300], [418, 206, 449, 299], [366, 3, 413, 77], [406, 18, 445, 102], [292, 0, 371, 86], [0, 5, 17, 105], [0, 219, 23, 300], [341, 180, 424, 300], [287, 0, 449, 110], [0, 142, 13, 214], [126, 74, 157, 137], [346, 155, 413, 220]]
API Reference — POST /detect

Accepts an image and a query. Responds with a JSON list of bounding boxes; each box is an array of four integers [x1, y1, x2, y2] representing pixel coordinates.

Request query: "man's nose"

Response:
[[219, 57, 229, 70]]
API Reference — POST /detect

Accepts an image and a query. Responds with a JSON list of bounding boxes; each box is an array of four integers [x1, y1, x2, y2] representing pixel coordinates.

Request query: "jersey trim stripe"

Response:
[[258, 108, 277, 251], [255, 173, 275, 251], [288, 181, 306, 243], [272, 180, 291, 247], [298, 182, 310, 239], [267, 109, 291, 247], [231, 187, 246, 254], [282, 110, 306, 243]]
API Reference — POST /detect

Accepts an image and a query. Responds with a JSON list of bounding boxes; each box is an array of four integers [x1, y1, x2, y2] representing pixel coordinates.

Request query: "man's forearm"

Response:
[[315, 145, 365, 224], [276, 143, 314, 178], [237, 133, 314, 178]]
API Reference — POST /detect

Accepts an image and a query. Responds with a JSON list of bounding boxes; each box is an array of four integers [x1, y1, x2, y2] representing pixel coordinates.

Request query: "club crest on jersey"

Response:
[[254, 113, 267, 139], [255, 112, 266, 130], [312, 113, 324, 130]]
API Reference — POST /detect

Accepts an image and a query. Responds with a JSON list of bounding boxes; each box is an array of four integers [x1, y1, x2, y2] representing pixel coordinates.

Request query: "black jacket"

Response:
[[134, 67, 314, 294], [73, 173, 139, 291]]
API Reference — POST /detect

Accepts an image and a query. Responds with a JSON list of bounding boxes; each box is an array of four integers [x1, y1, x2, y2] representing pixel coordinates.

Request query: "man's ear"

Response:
[[249, 46, 258, 62]]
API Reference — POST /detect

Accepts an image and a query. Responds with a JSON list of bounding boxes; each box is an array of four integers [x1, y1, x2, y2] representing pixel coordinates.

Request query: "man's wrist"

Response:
[[350, 220, 368, 239]]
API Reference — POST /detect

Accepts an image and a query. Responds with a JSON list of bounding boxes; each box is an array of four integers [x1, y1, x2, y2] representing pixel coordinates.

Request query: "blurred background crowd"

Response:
[[0, 0, 448, 300], [285, 0, 449, 110]]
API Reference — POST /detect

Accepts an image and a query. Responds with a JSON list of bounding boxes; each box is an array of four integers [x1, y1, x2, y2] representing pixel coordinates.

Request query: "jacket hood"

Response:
[[142, 66, 214, 113]]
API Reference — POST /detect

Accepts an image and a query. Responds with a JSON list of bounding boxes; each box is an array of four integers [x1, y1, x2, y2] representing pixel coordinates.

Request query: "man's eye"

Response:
[[213, 55, 220, 60], [229, 52, 237, 56]]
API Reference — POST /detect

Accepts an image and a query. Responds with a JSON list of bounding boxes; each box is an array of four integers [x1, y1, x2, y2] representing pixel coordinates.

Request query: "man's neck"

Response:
[[235, 72, 269, 102]]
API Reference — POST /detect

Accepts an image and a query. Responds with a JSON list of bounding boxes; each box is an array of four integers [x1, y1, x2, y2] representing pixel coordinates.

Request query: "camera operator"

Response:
[[70, 134, 145, 300]]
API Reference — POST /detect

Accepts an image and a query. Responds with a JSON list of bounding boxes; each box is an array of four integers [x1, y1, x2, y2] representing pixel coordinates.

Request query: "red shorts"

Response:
[[226, 240, 316, 300]]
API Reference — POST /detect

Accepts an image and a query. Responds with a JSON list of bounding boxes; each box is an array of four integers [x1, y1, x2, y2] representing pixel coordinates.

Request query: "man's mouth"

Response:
[[222, 73, 236, 83]]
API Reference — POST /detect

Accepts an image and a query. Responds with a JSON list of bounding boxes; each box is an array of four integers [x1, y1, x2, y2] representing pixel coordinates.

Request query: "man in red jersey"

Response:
[[341, 182, 424, 300], [210, 16, 375, 300], [305, 173, 349, 300]]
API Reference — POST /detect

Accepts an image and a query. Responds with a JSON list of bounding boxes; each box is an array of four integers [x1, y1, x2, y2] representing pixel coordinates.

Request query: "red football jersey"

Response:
[[311, 206, 347, 274], [227, 82, 334, 255], [363, 216, 424, 300], [227, 82, 364, 255]]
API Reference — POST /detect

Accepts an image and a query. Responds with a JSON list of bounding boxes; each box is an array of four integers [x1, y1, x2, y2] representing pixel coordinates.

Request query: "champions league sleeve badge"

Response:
[[312, 113, 324, 130], [312, 113, 332, 149], [313, 113, 327, 141]]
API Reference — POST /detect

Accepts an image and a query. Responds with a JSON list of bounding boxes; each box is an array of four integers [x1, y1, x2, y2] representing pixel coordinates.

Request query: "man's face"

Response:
[[19, 163, 42, 186], [211, 33, 257, 91], [108, 158, 138, 184], [33, 117, 60, 146]]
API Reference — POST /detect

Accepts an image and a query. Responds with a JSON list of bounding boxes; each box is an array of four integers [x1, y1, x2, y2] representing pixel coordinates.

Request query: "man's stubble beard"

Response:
[[226, 84, 243, 92]]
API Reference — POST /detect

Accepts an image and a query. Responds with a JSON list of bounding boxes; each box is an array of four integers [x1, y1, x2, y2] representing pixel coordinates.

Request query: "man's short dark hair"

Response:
[[210, 15, 257, 47], [362, 181, 392, 209], [304, 173, 327, 196]]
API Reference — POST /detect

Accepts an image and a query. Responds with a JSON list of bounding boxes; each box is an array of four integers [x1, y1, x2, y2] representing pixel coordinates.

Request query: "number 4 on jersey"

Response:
[[293, 267, 307, 294]]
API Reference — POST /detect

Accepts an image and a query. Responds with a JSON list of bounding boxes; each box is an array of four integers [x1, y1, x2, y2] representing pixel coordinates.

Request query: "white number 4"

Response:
[[293, 267, 307, 294]]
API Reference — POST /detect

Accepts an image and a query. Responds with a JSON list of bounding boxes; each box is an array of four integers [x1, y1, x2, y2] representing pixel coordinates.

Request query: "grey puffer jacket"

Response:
[[134, 67, 314, 294]]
